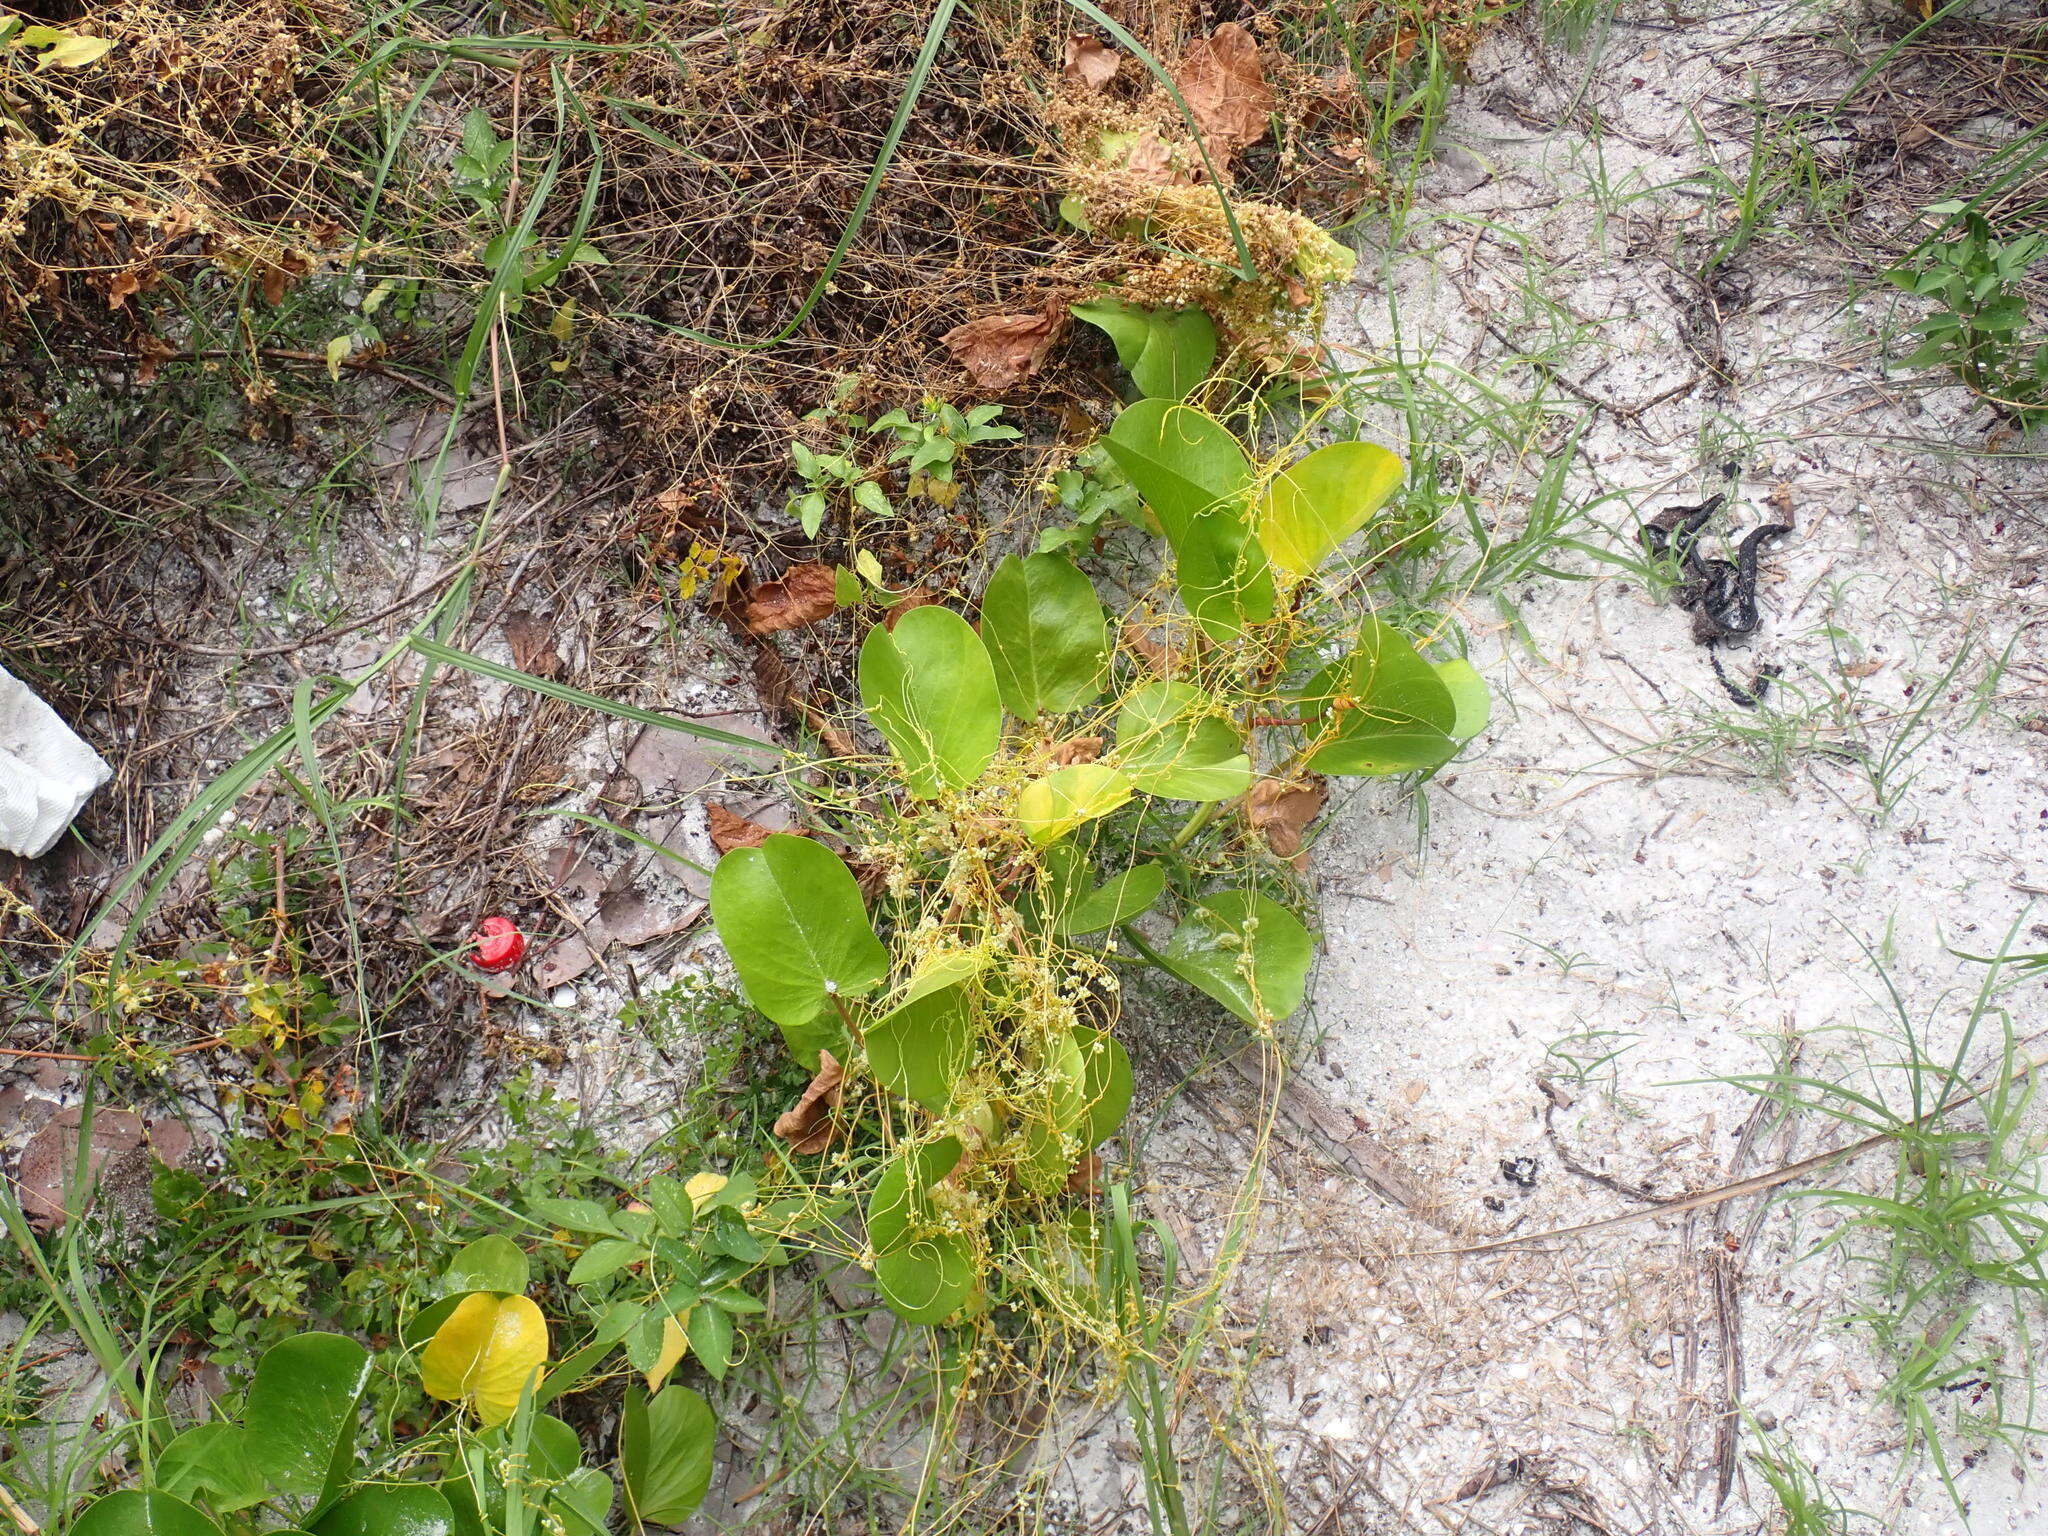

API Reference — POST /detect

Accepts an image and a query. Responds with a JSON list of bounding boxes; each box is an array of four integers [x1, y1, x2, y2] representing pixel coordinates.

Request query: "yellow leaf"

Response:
[[683, 1172, 727, 1213], [420, 1292, 548, 1426], [23, 29, 114, 69], [1016, 764, 1132, 847], [548, 297, 576, 344], [643, 1309, 692, 1393], [324, 335, 351, 381]]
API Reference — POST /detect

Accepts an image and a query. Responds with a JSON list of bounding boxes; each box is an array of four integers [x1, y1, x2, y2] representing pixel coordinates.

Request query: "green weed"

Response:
[[1884, 209, 2048, 429], [1723, 926, 2048, 1507]]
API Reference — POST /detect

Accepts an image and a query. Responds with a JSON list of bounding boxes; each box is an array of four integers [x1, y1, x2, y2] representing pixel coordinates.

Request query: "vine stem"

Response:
[[1118, 924, 1170, 970], [1167, 800, 1220, 851]]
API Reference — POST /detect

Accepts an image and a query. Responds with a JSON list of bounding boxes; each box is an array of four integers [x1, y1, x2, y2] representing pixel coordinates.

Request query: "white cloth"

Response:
[[0, 666, 112, 857]]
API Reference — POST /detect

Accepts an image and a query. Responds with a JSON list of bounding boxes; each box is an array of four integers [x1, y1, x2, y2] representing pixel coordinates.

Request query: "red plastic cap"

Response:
[[472, 915, 526, 974]]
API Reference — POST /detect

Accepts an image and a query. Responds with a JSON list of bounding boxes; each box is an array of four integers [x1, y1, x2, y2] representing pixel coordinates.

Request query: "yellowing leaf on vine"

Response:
[[1015, 764, 1132, 846], [18, 27, 115, 69], [420, 1293, 548, 1426], [683, 1173, 727, 1212], [644, 1311, 693, 1393]]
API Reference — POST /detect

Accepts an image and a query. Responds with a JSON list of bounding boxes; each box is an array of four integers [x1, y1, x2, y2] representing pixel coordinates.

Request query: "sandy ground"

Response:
[[1159, 3, 2048, 1533]]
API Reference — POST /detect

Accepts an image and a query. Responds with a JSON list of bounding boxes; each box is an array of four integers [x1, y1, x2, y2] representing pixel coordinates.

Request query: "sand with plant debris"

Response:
[[1163, 4, 2048, 1533]]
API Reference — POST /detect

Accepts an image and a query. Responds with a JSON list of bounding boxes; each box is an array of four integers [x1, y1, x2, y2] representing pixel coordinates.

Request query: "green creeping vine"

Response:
[[707, 303, 1489, 1327], [49, 307, 1488, 1532]]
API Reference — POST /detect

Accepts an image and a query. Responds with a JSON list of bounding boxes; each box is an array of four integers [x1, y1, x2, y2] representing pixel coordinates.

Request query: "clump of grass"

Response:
[[1724, 925, 2048, 1506], [1748, 1425, 1873, 1536]]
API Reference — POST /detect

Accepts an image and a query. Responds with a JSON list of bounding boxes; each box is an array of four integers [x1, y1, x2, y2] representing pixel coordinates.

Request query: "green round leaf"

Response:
[[1102, 400, 1249, 544], [1071, 1025, 1133, 1146], [621, 1385, 717, 1526], [1037, 1025, 1091, 1134], [874, 1233, 977, 1325], [1071, 299, 1217, 400], [528, 1414, 585, 1483], [1115, 683, 1253, 802], [858, 605, 1002, 797], [709, 833, 888, 1065], [73, 1494, 224, 1536], [867, 1137, 964, 1255], [241, 1332, 372, 1502], [311, 1486, 456, 1536], [1052, 861, 1167, 936], [1299, 619, 1463, 777], [1158, 891, 1312, 1025], [1174, 507, 1276, 643], [155, 1424, 263, 1511], [979, 553, 1109, 718], [1434, 657, 1491, 740], [1016, 764, 1133, 846], [868, 953, 983, 1112], [552, 1468, 614, 1536], [440, 1235, 528, 1299], [1015, 1116, 1076, 1189], [1255, 440, 1405, 577]]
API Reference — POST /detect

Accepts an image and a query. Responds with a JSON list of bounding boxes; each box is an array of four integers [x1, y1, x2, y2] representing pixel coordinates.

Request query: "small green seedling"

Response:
[[1885, 208, 2048, 429]]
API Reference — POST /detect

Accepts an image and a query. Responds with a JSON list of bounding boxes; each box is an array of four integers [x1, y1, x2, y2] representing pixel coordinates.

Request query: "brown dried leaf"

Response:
[[1173, 23, 1274, 161], [502, 610, 561, 677], [773, 1051, 844, 1155], [595, 887, 705, 948], [1246, 775, 1328, 866], [1051, 736, 1104, 766], [743, 563, 839, 635], [531, 936, 597, 990], [1106, 129, 1182, 185], [883, 589, 938, 630], [751, 647, 857, 758], [1064, 1151, 1103, 1195], [13, 1107, 188, 1230], [1063, 35, 1119, 89], [541, 845, 607, 902], [708, 802, 805, 854], [1121, 622, 1178, 675], [942, 311, 1063, 390]]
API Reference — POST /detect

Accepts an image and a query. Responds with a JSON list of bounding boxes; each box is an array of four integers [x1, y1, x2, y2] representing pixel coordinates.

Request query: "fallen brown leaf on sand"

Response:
[[942, 310, 1063, 390], [1173, 23, 1274, 164], [752, 646, 857, 758], [1121, 621, 1178, 675], [774, 1052, 844, 1155], [1063, 35, 1119, 89], [707, 802, 803, 853], [14, 1107, 192, 1229], [502, 610, 561, 677], [743, 562, 839, 635], [1247, 775, 1328, 866]]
